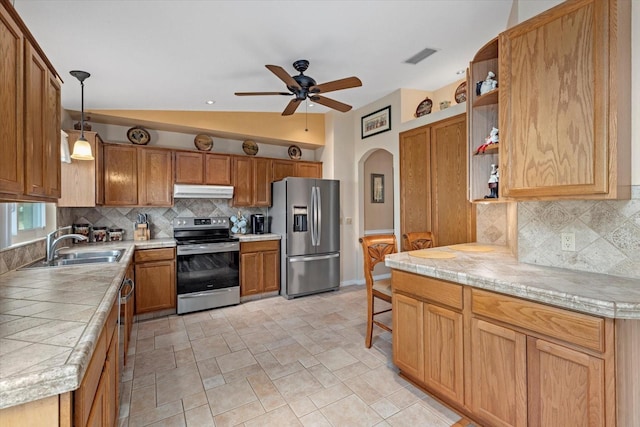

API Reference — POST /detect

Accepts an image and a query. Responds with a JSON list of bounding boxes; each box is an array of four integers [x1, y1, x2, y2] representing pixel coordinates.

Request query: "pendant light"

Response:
[[69, 70, 94, 160]]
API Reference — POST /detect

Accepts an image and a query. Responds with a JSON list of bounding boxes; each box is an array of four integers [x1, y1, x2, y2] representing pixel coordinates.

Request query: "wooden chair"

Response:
[[359, 234, 398, 348], [403, 231, 435, 250]]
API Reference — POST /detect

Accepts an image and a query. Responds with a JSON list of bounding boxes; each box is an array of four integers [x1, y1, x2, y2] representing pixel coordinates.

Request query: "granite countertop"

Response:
[[0, 238, 176, 410], [235, 233, 282, 242], [385, 244, 640, 319]]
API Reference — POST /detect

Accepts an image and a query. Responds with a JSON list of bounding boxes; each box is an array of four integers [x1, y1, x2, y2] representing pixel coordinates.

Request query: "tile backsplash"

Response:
[[517, 187, 640, 279], [0, 239, 45, 275], [58, 199, 266, 240]]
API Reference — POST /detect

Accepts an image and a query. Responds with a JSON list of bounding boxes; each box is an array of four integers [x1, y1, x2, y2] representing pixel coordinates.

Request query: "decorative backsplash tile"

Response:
[[476, 203, 508, 245], [58, 199, 266, 240], [0, 239, 45, 275], [517, 187, 640, 279]]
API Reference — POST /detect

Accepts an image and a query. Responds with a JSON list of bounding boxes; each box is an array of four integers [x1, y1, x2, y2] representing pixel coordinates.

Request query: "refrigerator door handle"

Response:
[[288, 253, 340, 262], [315, 186, 322, 246], [310, 187, 316, 246]]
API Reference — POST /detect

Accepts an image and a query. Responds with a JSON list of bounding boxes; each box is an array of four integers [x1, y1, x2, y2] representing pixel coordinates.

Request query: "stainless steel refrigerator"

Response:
[[270, 177, 340, 299]]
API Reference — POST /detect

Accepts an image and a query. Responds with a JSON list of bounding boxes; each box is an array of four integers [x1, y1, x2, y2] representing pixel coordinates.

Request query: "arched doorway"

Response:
[[363, 149, 394, 235]]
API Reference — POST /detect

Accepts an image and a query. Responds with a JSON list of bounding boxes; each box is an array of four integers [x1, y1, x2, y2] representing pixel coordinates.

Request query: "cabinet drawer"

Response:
[[241, 240, 279, 253], [392, 270, 462, 310], [135, 247, 175, 263], [471, 289, 605, 352]]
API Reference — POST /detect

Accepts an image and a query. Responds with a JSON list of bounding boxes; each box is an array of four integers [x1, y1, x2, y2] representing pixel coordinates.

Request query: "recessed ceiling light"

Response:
[[456, 69, 466, 75], [205, 100, 215, 105]]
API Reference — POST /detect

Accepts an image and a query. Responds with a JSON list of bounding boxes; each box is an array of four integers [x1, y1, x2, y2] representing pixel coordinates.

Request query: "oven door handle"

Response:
[[177, 242, 240, 256], [178, 288, 237, 298], [120, 278, 135, 303]]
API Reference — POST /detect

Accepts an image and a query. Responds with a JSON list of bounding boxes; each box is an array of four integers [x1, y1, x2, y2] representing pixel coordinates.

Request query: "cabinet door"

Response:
[[295, 162, 322, 178], [232, 156, 253, 206], [262, 250, 280, 293], [104, 145, 138, 205], [399, 126, 431, 251], [0, 3, 24, 195], [272, 160, 296, 182], [423, 304, 464, 405], [253, 157, 272, 206], [175, 151, 204, 184], [430, 115, 472, 246], [135, 260, 176, 314], [23, 42, 48, 198], [104, 331, 118, 427], [44, 69, 61, 198], [470, 318, 527, 427], [392, 293, 424, 381], [205, 153, 232, 185], [499, 0, 611, 198], [240, 252, 261, 296], [85, 372, 106, 427], [59, 131, 101, 207], [139, 148, 173, 206], [527, 337, 605, 427]]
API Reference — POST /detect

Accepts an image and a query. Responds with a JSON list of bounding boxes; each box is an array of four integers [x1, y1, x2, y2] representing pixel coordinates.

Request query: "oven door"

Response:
[[176, 242, 239, 295]]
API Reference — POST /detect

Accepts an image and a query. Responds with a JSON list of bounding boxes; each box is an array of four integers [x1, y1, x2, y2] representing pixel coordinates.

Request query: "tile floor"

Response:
[[119, 285, 471, 427]]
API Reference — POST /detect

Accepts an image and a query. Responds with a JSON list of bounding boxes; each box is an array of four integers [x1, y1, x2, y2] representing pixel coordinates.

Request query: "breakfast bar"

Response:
[[385, 244, 640, 426]]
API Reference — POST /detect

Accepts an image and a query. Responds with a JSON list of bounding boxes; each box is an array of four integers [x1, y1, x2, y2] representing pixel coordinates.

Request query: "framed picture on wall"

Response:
[[371, 173, 384, 203], [361, 106, 391, 139]]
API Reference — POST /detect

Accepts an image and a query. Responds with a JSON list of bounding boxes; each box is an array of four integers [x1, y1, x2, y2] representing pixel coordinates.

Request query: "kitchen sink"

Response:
[[20, 248, 125, 269]]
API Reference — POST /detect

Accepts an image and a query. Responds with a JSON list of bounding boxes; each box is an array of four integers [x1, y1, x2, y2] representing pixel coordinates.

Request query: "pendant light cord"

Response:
[[80, 80, 85, 139], [305, 101, 308, 132]]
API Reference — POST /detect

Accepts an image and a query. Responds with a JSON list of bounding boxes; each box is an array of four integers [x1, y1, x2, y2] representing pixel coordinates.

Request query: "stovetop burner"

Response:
[[173, 217, 236, 245]]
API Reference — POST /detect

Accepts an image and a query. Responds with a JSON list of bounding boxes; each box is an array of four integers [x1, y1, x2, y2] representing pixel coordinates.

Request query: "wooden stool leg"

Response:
[[366, 292, 374, 348]]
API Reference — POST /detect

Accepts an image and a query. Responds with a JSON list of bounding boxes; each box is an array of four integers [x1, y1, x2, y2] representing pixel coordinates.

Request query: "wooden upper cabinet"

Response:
[[138, 148, 173, 206], [104, 144, 138, 206], [499, 0, 631, 199], [59, 131, 104, 207], [252, 157, 272, 206], [44, 68, 61, 198], [295, 161, 322, 178], [232, 156, 252, 206], [205, 153, 232, 185], [0, 2, 24, 196], [174, 151, 204, 184], [272, 160, 296, 182]]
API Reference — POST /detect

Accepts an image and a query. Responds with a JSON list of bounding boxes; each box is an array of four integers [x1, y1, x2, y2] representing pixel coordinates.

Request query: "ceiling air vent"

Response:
[[404, 47, 438, 65]]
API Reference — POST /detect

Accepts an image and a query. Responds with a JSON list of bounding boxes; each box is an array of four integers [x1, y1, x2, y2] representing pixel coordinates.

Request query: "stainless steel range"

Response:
[[173, 217, 240, 314]]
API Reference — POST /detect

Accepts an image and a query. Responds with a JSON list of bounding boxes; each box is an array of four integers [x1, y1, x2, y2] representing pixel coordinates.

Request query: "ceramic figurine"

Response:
[[479, 71, 498, 95], [485, 164, 499, 199], [475, 127, 499, 154]]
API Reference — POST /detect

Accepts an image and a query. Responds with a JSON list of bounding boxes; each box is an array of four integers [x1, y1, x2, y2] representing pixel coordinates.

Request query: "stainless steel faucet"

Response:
[[46, 226, 88, 263]]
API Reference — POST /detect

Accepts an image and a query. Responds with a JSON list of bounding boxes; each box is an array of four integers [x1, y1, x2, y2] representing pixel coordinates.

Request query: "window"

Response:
[[0, 202, 56, 249]]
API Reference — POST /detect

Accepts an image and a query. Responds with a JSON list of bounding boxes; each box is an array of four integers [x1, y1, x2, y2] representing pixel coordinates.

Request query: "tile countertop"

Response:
[[0, 238, 176, 410], [235, 233, 282, 242], [385, 244, 640, 319]]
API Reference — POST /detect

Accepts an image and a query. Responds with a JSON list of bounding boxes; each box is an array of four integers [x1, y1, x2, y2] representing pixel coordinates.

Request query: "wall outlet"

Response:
[[561, 232, 576, 251], [345, 217, 353, 225]]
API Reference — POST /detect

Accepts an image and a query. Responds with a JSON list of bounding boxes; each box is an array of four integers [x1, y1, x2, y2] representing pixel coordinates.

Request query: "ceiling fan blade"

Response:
[[282, 99, 302, 116], [310, 95, 352, 112], [235, 92, 292, 96], [310, 76, 362, 94], [266, 65, 301, 90]]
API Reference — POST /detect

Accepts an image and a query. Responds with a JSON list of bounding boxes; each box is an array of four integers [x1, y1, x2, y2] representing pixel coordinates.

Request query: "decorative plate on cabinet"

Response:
[[127, 127, 151, 145], [194, 134, 213, 151], [288, 145, 301, 160], [242, 140, 258, 156], [455, 81, 467, 103], [414, 97, 432, 117]]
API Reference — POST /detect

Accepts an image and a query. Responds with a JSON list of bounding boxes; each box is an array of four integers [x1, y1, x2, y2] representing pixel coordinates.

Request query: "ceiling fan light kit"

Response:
[[235, 60, 362, 116]]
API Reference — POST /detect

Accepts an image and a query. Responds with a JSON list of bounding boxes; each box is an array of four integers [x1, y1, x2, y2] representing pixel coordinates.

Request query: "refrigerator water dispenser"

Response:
[[293, 206, 308, 232]]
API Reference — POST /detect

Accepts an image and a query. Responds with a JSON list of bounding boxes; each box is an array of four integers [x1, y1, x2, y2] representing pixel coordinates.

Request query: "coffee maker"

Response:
[[251, 214, 265, 234]]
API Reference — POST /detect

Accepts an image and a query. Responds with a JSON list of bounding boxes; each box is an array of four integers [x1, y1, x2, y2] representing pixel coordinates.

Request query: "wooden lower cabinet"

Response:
[[134, 248, 176, 314], [392, 271, 615, 427], [74, 298, 119, 427], [240, 240, 279, 297], [470, 318, 527, 427], [527, 337, 605, 427]]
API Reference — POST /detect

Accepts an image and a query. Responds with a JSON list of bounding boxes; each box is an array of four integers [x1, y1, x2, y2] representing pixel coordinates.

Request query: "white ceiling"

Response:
[[14, 1, 513, 115]]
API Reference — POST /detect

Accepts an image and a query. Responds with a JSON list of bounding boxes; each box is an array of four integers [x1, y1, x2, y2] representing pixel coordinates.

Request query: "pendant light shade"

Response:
[[69, 70, 94, 160]]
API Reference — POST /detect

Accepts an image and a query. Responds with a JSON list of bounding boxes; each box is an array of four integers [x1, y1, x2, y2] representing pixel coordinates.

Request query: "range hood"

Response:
[[173, 184, 234, 199]]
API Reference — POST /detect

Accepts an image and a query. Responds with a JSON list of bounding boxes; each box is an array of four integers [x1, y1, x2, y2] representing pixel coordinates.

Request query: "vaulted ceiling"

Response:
[[15, 1, 513, 115]]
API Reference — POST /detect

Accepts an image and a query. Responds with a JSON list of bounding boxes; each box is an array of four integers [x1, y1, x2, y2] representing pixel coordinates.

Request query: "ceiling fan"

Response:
[[235, 60, 362, 116]]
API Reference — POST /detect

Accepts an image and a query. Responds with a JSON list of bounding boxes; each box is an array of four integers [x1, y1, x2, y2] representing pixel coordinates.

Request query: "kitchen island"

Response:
[[0, 239, 175, 422], [385, 244, 640, 427]]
